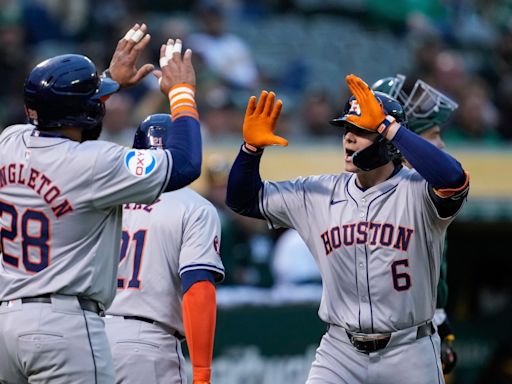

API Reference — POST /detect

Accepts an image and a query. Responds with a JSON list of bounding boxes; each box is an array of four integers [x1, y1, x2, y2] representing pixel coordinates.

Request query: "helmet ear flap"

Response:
[[84, 98, 106, 123], [352, 137, 392, 171]]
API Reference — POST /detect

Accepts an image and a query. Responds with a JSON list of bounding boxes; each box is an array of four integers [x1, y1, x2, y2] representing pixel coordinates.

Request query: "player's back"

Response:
[[0, 125, 170, 307], [107, 187, 224, 335]]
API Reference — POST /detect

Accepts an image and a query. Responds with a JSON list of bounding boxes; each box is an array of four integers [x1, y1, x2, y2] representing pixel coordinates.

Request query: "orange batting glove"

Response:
[[193, 381, 210, 384], [243, 90, 288, 149], [344, 74, 387, 133]]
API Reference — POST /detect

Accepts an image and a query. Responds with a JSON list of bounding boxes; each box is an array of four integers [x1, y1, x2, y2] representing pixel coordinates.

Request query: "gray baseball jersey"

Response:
[[260, 167, 463, 334], [106, 187, 224, 334], [0, 124, 172, 308]]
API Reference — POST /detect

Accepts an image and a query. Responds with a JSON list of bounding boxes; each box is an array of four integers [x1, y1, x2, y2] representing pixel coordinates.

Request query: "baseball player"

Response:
[[0, 25, 202, 383], [225, 74, 470, 384], [372, 74, 459, 374], [104, 113, 224, 384]]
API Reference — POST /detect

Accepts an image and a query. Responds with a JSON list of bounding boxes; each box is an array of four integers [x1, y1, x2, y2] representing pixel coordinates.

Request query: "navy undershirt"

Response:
[[225, 146, 264, 219], [181, 269, 215, 293], [390, 126, 466, 189], [164, 116, 202, 191]]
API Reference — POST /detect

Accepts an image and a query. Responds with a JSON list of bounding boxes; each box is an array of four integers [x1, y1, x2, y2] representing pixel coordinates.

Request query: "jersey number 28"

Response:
[[0, 201, 50, 273]]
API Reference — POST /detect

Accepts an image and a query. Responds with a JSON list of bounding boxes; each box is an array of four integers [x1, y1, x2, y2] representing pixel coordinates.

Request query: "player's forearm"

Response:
[[388, 126, 466, 189], [164, 84, 202, 191], [165, 115, 202, 191], [182, 280, 216, 383], [225, 144, 264, 219]]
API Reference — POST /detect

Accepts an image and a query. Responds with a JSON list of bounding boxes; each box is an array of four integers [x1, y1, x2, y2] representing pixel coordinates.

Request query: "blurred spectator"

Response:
[[272, 229, 321, 286], [406, 33, 444, 84], [20, 0, 65, 45], [432, 51, 467, 99], [0, 3, 29, 128], [186, 1, 259, 90], [445, 76, 500, 144], [158, 16, 191, 43], [405, 43, 504, 143], [204, 153, 275, 287], [39, 0, 90, 39], [300, 89, 338, 137], [99, 93, 137, 147], [495, 76, 512, 140]]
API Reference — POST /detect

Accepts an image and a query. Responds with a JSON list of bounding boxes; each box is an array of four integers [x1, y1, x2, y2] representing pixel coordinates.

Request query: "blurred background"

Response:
[[1, 0, 511, 382]]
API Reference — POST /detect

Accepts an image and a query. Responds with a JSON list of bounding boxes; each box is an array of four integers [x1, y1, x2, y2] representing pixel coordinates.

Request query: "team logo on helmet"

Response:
[[348, 100, 361, 116], [124, 150, 157, 177]]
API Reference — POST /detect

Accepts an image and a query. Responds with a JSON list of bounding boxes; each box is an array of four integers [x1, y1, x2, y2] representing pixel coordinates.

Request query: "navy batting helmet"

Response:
[[24, 54, 119, 140], [133, 113, 171, 150], [330, 91, 407, 171]]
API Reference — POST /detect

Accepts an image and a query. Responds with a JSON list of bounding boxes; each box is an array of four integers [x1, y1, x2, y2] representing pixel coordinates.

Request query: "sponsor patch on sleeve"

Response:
[[124, 150, 157, 177]]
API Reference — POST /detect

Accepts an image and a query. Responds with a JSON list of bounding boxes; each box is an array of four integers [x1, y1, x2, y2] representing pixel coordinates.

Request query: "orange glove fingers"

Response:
[[263, 91, 276, 116], [345, 74, 385, 130], [347, 75, 373, 111], [271, 135, 288, 146], [346, 74, 366, 102], [255, 90, 269, 115], [245, 95, 256, 118], [270, 99, 283, 125], [242, 90, 288, 148]]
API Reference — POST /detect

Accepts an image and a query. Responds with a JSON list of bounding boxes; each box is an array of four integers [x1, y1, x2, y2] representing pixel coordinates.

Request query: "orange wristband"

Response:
[[168, 83, 198, 120]]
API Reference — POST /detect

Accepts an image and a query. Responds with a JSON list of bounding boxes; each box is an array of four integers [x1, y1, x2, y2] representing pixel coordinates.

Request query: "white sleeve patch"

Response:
[[123, 150, 157, 177]]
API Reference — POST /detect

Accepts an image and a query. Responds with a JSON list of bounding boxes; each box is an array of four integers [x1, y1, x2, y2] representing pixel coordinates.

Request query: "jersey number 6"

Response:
[[391, 259, 412, 291], [0, 201, 50, 273]]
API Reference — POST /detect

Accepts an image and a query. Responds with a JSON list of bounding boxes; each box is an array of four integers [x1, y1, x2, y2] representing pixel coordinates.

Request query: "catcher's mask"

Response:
[[371, 74, 458, 134], [133, 113, 171, 149], [330, 91, 407, 171], [24, 54, 119, 141]]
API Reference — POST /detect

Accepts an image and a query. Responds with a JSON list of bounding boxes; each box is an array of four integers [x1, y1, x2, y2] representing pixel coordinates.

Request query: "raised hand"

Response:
[[243, 90, 288, 149], [154, 39, 195, 95], [108, 23, 155, 88], [344, 74, 386, 132]]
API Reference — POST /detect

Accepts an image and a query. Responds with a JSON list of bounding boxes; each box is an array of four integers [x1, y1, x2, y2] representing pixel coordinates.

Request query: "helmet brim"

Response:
[[329, 116, 368, 132], [96, 77, 120, 98]]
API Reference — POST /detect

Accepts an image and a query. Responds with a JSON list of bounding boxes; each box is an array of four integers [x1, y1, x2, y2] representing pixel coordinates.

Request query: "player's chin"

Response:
[[344, 159, 358, 173]]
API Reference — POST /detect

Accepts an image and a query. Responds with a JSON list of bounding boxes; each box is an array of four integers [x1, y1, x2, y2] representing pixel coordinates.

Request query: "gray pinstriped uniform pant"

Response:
[[104, 315, 186, 384], [0, 294, 114, 384], [307, 323, 445, 384]]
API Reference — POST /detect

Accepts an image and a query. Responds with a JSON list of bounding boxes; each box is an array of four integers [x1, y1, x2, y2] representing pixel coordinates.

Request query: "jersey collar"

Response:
[[347, 166, 407, 200], [32, 129, 72, 140]]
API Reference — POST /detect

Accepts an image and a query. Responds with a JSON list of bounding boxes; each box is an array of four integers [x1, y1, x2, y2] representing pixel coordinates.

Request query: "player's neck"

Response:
[[43, 127, 82, 141], [355, 161, 396, 189]]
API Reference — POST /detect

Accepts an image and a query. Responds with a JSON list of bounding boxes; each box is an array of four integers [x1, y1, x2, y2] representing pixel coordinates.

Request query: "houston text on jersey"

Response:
[[320, 221, 414, 255]]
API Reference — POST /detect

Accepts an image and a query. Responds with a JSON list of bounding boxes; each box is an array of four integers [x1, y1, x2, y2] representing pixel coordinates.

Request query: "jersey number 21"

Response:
[[117, 229, 146, 289]]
